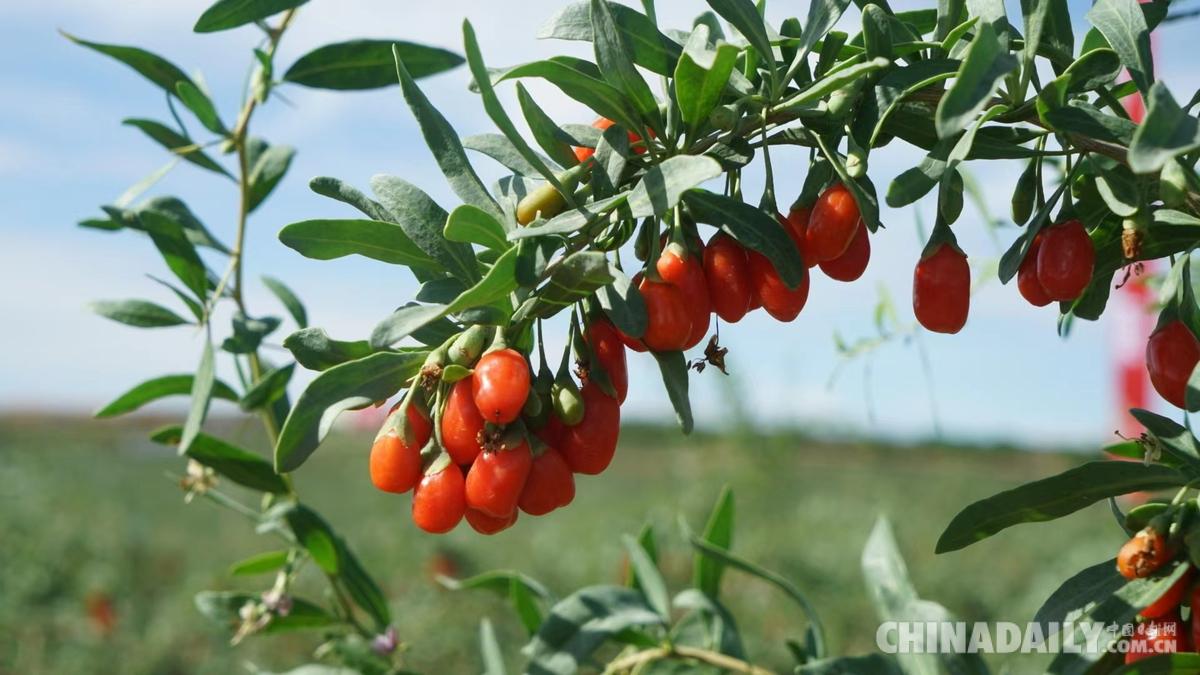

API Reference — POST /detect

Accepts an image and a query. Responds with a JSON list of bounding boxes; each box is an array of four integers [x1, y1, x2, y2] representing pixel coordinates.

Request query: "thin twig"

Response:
[[603, 645, 777, 675]]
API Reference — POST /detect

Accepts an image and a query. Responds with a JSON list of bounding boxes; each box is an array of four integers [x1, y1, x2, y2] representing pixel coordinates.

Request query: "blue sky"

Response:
[[1, 0, 1196, 448]]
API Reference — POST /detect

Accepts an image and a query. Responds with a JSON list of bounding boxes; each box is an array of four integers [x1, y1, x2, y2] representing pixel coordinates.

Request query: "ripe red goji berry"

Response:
[[913, 243, 970, 334], [1017, 232, 1052, 307], [465, 439, 533, 518], [748, 217, 810, 323], [533, 412, 566, 448], [472, 348, 531, 425], [638, 275, 692, 351], [518, 447, 576, 516], [748, 250, 810, 322], [656, 243, 711, 349], [412, 463, 466, 534], [1036, 219, 1094, 301], [785, 206, 819, 268], [560, 383, 621, 475], [819, 219, 870, 282], [574, 117, 651, 163], [442, 378, 484, 465], [1147, 320, 1200, 409], [369, 402, 432, 494], [618, 331, 649, 353], [1117, 528, 1174, 580], [586, 319, 628, 403], [1142, 569, 1192, 619], [1126, 611, 1187, 664], [806, 184, 861, 263], [465, 507, 517, 535], [703, 232, 753, 323]]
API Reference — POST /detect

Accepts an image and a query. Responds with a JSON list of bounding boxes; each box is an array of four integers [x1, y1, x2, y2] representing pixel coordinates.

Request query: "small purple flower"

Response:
[[261, 588, 292, 617], [372, 626, 399, 655]]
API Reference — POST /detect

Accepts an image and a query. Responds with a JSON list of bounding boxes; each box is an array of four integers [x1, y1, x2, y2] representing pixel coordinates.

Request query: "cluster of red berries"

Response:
[[613, 183, 871, 353], [1115, 526, 1199, 663], [369, 325, 628, 535], [1015, 220, 1097, 308]]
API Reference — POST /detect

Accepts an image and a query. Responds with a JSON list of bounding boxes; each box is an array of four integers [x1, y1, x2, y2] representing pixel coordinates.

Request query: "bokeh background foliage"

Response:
[[1, 417, 1114, 673]]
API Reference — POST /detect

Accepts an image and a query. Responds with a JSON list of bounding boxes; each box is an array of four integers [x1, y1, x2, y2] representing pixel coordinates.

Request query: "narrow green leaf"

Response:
[[512, 252, 615, 322], [138, 209, 210, 301], [96, 374, 238, 418], [653, 351, 693, 434], [1128, 83, 1200, 174], [90, 299, 189, 328], [778, 57, 893, 113], [194, 0, 306, 33], [62, 31, 192, 96], [221, 312, 281, 354], [862, 517, 984, 675], [463, 133, 556, 177], [626, 155, 723, 218], [622, 535, 670, 620], [538, 1, 682, 76], [936, 461, 1188, 553], [1128, 409, 1200, 471], [595, 266, 647, 338], [136, 196, 230, 253], [524, 586, 664, 674], [690, 538, 827, 658], [515, 84, 579, 170], [239, 363, 295, 411], [175, 80, 226, 134], [180, 336, 215, 454], [229, 550, 291, 576], [371, 175, 482, 283], [674, 26, 739, 133], [261, 276, 307, 328], [1087, 0, 1154, 95], [1032, 559, 1124, 635], [493, 58, 641, 135], [122, 118, 231, 177], [796, 0, 854, 70], [463, 21, 568, 197], [871, 59, 960, 144], [705, 0, 775, 80], [309, 176, 394, 222], [152, 425, 288, 493], [1046, 561, 1190, 674], [275, 351, 426, 471], [591, 0, 661, 127], [283, 328, 376, 371], [693, 486, 734, 596], [682, 190, 805, 288], [369, 303, 453, 350], [446, 204, 511, 251], [935, 22, 1017, 138], [247, 142, 294, 211], [284, 39, 463, 89], [438, 570, 554, 601], [395, 46, 502, 220], [278, 218, 439, 270]]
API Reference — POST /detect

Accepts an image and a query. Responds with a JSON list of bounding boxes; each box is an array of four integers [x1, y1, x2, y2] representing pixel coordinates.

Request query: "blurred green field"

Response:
[[0, 415, 1124, 674]]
